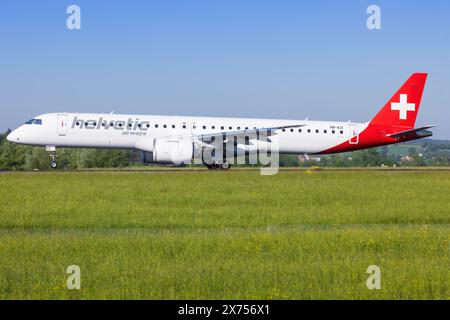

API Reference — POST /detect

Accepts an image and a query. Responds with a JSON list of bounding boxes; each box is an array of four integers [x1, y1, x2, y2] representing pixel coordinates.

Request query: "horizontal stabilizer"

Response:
[[386, 125, 436, 138]]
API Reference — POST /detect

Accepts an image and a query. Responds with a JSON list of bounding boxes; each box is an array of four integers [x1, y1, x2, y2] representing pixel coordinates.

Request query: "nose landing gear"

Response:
[[50, 156, 58, 169], [46, 146, 58, 169]]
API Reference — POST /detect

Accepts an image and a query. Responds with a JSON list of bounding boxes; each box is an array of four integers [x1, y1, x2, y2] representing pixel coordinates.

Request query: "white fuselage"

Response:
[[7, 113, 366, 154]]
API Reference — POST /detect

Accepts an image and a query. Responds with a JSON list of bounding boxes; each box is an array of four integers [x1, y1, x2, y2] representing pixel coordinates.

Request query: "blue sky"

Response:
[[1, 0, 449, 138]]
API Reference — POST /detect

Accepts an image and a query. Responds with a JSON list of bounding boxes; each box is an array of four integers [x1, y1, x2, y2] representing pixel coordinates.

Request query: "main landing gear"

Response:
[[205, 162, 231, 170], [46, 146, 58, 169]]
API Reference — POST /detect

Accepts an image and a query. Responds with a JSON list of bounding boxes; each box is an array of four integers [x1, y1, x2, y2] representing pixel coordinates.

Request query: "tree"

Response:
[[25, 147, 51, 170], [78, 149, 132, 168], [408, 147, 417, 156], [279, 155, 300, 167], [0, 141, 27, 170]]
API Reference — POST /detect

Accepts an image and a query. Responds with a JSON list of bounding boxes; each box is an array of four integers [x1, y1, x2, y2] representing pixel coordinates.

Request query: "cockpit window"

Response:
[[25, 119, 43, 125]]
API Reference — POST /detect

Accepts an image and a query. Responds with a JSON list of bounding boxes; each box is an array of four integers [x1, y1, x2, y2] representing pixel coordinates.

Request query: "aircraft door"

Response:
[[57, 114, 68, 136], [349, 123, 359, 144]]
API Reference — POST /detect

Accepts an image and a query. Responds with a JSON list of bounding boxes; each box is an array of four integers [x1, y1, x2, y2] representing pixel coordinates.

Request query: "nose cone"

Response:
[[6, 131, 17, 143]]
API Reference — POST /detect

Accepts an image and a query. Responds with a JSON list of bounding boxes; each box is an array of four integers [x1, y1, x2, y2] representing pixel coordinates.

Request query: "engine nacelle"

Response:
[[151, 138, 194, 165]]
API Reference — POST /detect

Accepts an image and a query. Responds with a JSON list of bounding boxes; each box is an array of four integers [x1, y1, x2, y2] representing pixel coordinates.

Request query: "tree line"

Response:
[[1, 130, 449, 170], [0, 131, 136, 170], [280, 140, 450, 167]]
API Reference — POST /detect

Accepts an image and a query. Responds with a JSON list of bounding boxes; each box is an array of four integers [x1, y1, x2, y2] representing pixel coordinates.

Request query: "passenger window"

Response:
[[298, 129, 302, 133], [282, 129, 285, 132], [221, 126, 224, 130], [172, 125, 175, 128], [183, 125, 187, 129], [315, 129, 319, 133], [146, 124, 150, 128], [307, 129, 311, 133], [332, 130, 335, 134], [229, 126, 233, 130], [163, 124, 167, 128], [237, 126, 241, 130], [340, 130, 343, 134], [290, 128, 294, 132], [155, 124, 159, 128], [324, 130, 327, 134]]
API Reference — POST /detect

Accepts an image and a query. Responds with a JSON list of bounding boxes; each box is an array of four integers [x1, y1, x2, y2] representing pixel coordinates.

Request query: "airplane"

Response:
[[6, 73, 435, 169]]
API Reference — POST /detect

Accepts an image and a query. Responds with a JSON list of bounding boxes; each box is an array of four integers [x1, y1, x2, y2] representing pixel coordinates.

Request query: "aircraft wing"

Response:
[[196, 124, 305, 143], [386, 125, 436, 139]]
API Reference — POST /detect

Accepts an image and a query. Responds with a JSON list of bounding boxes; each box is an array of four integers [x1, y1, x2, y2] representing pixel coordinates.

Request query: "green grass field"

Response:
[[0, 170, 449, 299]]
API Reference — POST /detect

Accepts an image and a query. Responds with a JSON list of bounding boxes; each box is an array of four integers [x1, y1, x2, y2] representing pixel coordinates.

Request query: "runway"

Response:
[[1, 167, 450, 174]]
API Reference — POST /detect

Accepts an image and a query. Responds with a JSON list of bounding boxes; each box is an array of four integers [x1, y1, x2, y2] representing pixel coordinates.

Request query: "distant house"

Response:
[[400, 155, 413, 162]]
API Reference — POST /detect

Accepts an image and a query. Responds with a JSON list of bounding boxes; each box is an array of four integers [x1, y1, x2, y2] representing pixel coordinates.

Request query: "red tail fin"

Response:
[[370, 73, 427, 129]]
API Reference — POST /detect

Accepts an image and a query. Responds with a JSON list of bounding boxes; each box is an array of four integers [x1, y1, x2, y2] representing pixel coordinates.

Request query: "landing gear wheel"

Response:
[[49, 150, 58, 170], [204, 162, 231, 170], [220, 162, 231, 170]]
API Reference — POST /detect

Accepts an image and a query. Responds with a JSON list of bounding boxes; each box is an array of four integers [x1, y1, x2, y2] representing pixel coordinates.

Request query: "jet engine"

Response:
[[137, 138, 194, 165]]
